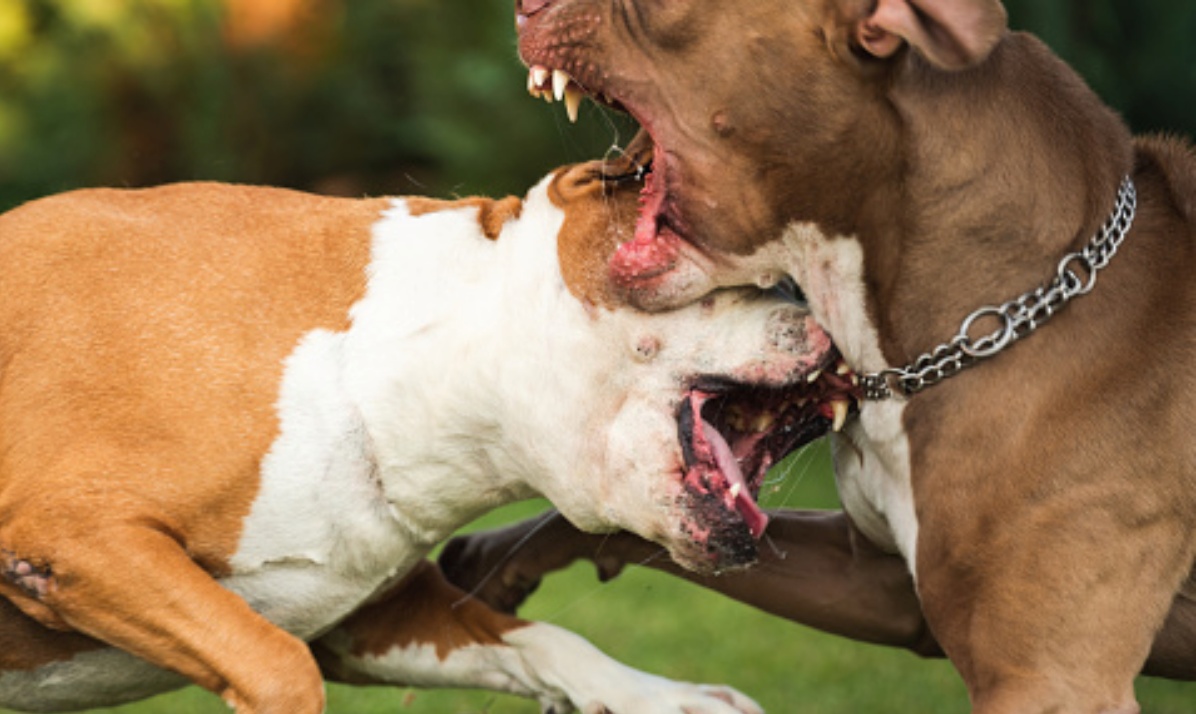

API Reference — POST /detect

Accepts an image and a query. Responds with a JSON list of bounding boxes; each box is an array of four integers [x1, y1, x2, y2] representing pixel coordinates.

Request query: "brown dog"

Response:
[[443, 1, 1196, 712]]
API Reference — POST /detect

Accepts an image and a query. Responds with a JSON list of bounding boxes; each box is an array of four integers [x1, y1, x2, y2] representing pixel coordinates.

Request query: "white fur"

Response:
[[748, 223, 921, 571], [3, 173, 812, 712], [319, 622, 762, 714]]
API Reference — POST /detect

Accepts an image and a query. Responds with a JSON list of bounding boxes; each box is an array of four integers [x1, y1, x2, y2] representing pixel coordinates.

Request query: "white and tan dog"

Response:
[[0, 159, 850, 713]]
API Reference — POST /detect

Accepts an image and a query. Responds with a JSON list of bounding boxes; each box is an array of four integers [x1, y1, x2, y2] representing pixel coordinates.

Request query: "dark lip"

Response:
[[676, 349, 860, 551]]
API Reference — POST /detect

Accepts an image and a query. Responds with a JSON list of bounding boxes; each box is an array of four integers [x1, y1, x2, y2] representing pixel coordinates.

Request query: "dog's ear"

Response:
[[856, 0, 1007, 70]]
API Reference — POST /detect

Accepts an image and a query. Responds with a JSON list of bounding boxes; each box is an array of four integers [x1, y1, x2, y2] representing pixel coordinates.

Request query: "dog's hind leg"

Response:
[[0, 514, 324, 714], [313, 560, 763, 714]]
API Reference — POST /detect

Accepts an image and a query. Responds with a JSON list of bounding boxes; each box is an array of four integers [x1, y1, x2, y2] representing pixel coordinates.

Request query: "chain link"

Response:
[[861, 176, 1137, 401]]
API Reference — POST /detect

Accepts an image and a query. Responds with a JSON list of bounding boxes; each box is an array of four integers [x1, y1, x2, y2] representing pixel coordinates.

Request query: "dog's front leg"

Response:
[[314, 561, 762, 714], [0, 518, 324, 713], [442, 509, 942, 652]]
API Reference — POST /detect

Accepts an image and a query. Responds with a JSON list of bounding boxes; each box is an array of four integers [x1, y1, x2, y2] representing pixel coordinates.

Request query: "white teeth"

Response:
[[526, 66, 587, 123], [836, 361, 851, 376], [806, 369, 822, 384], [753, 413, 774, 433], [831, 400, 849, 432], [528, 67, 550, 99], [552, 69, 570, 101], [565, 84, 583, 123], [729, 483, 742, 500]]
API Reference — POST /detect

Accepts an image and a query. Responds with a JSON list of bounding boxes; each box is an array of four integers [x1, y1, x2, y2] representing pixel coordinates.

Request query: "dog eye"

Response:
[[769, 276, 808, 307]]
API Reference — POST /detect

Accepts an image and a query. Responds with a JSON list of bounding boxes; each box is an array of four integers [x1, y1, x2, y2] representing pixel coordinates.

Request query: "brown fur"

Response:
[[322, 561, 527, 665], [0, 164, 734, 713], [506, 1, 1196, 711], [406, 195, 525, 241], [550, 165, 644, 309], [0, 183, 383, 711]]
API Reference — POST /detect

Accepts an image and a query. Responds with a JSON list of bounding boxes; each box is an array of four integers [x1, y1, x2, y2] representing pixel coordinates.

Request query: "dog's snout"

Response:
[[769, 309, 831, 362]]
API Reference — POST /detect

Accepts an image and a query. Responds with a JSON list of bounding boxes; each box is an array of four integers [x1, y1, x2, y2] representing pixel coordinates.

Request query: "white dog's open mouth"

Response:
[[677, 354, 859, 564]]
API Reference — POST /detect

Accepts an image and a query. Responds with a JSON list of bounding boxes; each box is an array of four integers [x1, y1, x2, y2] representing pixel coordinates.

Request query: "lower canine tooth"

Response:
[[729, 483, 742, 499], [831, 400, 849, 432], [565, 84, 583, 123]]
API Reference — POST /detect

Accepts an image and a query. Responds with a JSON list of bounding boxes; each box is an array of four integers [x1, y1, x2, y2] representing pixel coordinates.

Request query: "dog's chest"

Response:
[[222, 328, 419, 639], [780, 224, 920, 568]]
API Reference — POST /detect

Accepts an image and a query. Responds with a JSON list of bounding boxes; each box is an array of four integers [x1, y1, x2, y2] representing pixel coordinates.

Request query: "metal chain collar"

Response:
[[860, 176, 1138, 401]]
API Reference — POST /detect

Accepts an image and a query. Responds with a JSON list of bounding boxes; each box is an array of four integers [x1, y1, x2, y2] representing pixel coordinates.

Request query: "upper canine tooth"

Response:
[[552, 69, 570, 101], [532, 66, 549, 88], [565, 84, 583, 123]]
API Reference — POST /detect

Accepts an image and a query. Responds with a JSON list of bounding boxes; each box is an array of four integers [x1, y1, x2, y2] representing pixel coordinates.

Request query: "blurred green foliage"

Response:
[[0, 0, 634, 211], [1004, 0, 1196, 140], [0, 1, 1191, 212]]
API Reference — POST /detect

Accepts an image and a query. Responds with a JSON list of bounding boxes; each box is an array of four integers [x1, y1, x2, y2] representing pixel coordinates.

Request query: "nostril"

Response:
[[518, 0, 553, 17]]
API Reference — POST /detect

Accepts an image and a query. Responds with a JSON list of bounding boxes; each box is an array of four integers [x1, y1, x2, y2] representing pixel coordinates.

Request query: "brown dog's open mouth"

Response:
[[527, 66, 682, 276], [678, 355, 860, 546]]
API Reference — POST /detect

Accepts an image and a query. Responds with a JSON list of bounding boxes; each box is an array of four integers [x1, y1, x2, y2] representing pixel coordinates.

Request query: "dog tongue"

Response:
[[700, 418, 769, 539]]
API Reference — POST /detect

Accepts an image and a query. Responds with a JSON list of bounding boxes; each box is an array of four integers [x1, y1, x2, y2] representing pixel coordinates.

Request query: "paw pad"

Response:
[[2, 552, 53, 599]]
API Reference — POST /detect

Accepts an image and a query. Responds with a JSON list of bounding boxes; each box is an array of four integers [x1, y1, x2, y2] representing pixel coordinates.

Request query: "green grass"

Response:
[[4, 444, 1193, 713]]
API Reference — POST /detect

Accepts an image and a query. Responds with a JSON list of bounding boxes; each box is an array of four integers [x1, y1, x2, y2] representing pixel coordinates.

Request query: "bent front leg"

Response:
[[441, 508, 940, 654], [0, 515, 324, 714], [314, 561, 762, 714]]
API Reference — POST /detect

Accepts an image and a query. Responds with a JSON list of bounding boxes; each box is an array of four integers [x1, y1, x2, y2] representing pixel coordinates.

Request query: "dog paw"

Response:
[[2, 554, 53, 599], [582, 682, 764, 714]]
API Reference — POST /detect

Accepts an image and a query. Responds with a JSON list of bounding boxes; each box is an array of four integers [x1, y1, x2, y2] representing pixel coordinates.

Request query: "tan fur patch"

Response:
[[337, 561, 528, 661], [406, 196, 524, 241], [0, 183, 386, 590], [547, 164, 641, 310]]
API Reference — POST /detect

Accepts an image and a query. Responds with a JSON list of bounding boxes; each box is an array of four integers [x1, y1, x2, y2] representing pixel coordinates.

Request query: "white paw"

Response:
[[581, 680, 764, 714], [507, 624, 763, 714]]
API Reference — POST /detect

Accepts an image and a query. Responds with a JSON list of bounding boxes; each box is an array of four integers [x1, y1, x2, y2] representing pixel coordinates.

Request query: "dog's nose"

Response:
[[518, 0, 553, 18]]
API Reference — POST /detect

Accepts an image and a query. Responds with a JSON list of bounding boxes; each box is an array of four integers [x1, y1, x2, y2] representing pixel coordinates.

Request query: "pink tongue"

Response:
[[700, 418, 769, 539]]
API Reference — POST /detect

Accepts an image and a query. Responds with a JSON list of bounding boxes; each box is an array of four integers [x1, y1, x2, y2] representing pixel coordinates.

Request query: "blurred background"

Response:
[[0, 1, 1193, 712], [0, 0, 1193, 212]]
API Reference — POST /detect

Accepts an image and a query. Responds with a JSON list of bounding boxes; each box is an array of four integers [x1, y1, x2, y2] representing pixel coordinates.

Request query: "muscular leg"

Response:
[[440, 509, 1196, 681], [314, 560, 763, 714], [1, 511, 324, 714], [442, 509, 939, 653]]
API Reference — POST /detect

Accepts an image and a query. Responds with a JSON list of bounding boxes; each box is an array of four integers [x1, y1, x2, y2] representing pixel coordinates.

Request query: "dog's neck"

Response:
[[812, 33, 1134, 366], [344, 187, 592, 545]]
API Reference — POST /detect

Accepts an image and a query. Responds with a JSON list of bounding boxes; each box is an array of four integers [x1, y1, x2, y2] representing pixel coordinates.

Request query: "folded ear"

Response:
[[856, 0, 1008, 70]]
